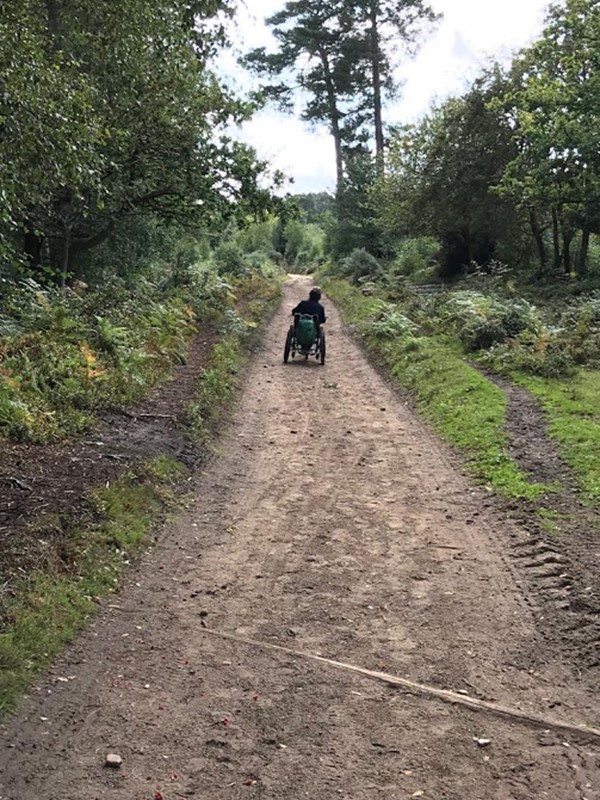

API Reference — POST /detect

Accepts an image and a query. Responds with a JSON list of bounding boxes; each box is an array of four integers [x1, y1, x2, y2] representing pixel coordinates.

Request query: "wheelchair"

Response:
[[284, 313, 326, 365]]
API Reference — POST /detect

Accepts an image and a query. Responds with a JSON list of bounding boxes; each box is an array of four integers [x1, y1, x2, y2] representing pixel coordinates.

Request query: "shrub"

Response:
[[370, 304, 418, 338], [461, 318, 508, 351], [390, 237, 440, 277], [339, 248, 382, 284], [436, 291, 541, 351], [214, 241, 250, 277]]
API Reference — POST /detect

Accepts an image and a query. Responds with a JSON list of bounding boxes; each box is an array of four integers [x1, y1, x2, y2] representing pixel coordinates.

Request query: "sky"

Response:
[[223, 0, 552, 194]]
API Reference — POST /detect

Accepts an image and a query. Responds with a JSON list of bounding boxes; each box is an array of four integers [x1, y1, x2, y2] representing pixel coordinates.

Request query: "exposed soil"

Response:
[[481, 371, 600, 671], [0, 330, 217, 585], [0, 276, 598, 800]]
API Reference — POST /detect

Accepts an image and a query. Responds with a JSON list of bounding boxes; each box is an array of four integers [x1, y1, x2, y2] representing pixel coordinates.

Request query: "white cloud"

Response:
[[392, 0, 550, 120], [226, 0, 552, 192], [238, 111, 336, 194]]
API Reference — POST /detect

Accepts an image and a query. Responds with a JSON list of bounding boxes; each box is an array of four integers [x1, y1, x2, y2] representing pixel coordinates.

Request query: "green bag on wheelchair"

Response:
[[296, 317, 317, 347]]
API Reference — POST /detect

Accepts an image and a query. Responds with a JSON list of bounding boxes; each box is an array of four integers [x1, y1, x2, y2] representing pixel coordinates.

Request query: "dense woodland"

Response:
[[2, 0, 600, 443], [250, 0, 600, 282], [3, 0, 600, 287]]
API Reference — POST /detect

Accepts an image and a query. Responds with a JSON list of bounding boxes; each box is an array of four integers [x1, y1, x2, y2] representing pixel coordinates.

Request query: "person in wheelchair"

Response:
[[292, 287, 326, 333]]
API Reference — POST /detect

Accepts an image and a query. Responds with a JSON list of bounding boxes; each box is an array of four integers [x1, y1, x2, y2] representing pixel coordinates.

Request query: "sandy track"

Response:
[[1, 276, 598, 800]]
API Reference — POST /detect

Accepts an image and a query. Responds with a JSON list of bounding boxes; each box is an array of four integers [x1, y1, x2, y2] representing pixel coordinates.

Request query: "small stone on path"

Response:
[[105, 753, 123, 768]]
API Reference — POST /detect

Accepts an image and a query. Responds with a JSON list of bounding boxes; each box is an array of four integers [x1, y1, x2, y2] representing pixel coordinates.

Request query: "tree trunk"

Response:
[[318, 48, 344, 192], [577, 228, 590, 277], [60, 224, 72, 290], [70, 221, 115, 256], [562, 227, 573, 275], [45, 0, 60, 37], [369, 1, 385, 173], [528, 208, 547, 271], [551, 207, 561, 270], [23, 227, 44, 271]]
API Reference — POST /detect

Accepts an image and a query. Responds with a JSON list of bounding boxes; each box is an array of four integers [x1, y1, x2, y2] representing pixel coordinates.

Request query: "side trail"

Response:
[[0, 276, 598, 800]]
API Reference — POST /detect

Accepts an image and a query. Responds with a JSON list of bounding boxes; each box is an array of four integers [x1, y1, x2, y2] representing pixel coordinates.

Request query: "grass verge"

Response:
[[515, 370, 600, 503], [0, 276, 282, 715], [324, 278, 547, 500], [0, 456, 185, 715]]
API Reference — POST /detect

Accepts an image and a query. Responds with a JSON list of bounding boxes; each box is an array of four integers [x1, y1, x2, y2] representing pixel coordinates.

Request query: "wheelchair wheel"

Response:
[[319, 331, 326, 365], [284, 326, 293, 363]]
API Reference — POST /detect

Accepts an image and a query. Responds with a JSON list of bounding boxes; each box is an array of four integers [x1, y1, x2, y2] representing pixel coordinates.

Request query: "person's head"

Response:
[[309, 287, 322, 301]]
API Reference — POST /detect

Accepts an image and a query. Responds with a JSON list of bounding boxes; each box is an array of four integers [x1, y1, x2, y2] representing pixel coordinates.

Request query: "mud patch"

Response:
[[473, 369, 600, 674], [483, 370, 570, 488]]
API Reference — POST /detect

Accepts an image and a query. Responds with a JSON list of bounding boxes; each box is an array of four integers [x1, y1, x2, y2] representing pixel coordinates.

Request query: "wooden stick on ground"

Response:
[[202, 628, 600, 743]]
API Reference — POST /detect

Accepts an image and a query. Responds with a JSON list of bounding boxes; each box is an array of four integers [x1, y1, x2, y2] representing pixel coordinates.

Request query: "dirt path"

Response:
[[1, 276, 598, 800]]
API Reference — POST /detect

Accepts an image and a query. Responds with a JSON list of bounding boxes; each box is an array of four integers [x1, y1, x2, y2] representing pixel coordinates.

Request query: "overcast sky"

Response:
[[224, 0, 552, 194]]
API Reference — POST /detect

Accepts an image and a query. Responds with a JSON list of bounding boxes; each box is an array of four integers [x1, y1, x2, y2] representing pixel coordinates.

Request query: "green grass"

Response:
[[516, 370, 600, 502], [0, 459, 184, 715], [0, 275, 282, 716], [324, 278, 548, 500], [188, 336, 244, 442]]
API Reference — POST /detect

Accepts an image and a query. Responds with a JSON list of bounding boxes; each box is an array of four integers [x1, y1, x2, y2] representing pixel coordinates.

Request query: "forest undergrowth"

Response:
[[323, 274, 600, 505], [0, 260, 283, 715]]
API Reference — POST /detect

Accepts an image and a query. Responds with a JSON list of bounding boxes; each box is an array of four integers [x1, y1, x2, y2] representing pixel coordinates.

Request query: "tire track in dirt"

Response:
[[478, 372, 600, 671], [0, 276, 598, 800]]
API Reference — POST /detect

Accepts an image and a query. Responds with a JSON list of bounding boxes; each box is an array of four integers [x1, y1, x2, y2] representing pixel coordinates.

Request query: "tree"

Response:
[[0, 0, 276, 283], [325, 148, 384, 257], [244, 0, 368, 192], [345, 0, 439, 171], [245, 0, 438, 188], [293, 192, 335, 222], [375, 73, 522, 276], [496, 0, 600, 276]]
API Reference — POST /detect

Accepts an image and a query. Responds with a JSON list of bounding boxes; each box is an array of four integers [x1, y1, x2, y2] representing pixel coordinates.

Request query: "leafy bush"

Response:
[[435, 291, 541, 351], [390, 237, 440, 277], [408, 265, 441, 285], [462, 318, 508, 351], [370, 304, 418, 338], [214, 241, 250, 277], [285, 221, 324, 269], [0, 256, 281, 442], [339, 248, 382, 284], [481, 336, 576, 378], [236, 218, 278, 255], [557, 294, 600, 367]]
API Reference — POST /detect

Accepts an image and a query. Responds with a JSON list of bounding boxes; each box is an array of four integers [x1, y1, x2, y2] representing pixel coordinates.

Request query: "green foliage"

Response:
[[434, 291, 541, 351], [375, 72, 522, 277], [370, 304, 418, 338], [324, 278, 547, 499], [0, 281, 196, 441], [0, 0, 277, 281], [391, 237, 440, 277], [327, 150, 385, 258], [517, 371, 600, 501], [246, 0, 437, 193], [338, 248, 382, 284], [495, 0, 600, 277], [0, 461, 179, 715], [0, 252, 282, 442], [293, 192, 335, 223], [236, 218, 279, 257], [283, 220, 325, 269], [558, 295, 600, 367], [214, 241, 251, 278]]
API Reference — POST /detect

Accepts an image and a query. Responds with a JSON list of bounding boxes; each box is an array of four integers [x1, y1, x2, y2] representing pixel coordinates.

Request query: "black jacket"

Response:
[[292, 299, 326, 324]]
